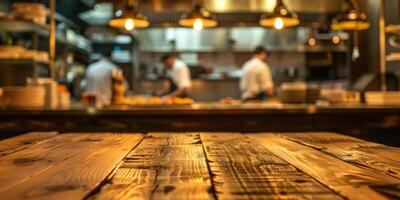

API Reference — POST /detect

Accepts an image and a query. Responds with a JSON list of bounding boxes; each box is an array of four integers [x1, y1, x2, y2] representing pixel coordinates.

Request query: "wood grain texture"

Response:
[[201, 133, 343, 200], [281, 132, 400, 179], [92, 133, 213, 200], [0, 133, 143, 200], [250, 133, 400, 200], [0, 132, 58, 157]]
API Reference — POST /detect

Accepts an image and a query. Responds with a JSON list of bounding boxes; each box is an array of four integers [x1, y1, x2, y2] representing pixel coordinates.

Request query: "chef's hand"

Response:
[[265, 88, 275, 97], [161, 95, 173, 104]]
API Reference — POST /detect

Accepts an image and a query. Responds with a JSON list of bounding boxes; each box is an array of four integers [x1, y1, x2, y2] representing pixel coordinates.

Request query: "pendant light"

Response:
[[109, 0, 149, 31], [259, 0, 300, 30], [179, 0, 218, 31], [331, 0, 370, 30]]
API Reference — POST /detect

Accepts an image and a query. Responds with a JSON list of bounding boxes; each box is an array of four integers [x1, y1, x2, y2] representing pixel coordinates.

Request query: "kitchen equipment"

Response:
[[321, 89, 360, 104], [2, 86, 45, 108], [27, 78, 59, 108], [58, 85, 71, 108], [365, 91, 400, 105], [59, 92, 71, 108]]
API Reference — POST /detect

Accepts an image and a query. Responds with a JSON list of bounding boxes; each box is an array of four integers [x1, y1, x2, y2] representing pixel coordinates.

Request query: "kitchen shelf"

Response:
[[0, 19, 49, 36], [0, 58, 49, 65], [386, 53, 400, 62], [386, 24, 400, 34], [2, 19, 92, 55]]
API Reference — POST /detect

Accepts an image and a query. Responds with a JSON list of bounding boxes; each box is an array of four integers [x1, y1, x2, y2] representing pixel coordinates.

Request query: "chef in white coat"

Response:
[[160, 54, 191, 99], [85, 53, 120, 105], [240, 46, 274, 100]]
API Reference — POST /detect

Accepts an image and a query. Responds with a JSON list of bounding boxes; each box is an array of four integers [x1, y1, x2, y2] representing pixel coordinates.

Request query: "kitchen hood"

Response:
[[82, 0, 349, 27]]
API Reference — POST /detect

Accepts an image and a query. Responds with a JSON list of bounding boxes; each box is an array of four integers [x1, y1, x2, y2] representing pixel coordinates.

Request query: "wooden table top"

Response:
[[0, 132, 399, 200]]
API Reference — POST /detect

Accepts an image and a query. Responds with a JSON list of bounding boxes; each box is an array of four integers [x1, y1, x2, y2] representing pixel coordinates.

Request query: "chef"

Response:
[[240, 46, 274, 100], [160, 54, 192, 99], [85, 52, 121, 105]]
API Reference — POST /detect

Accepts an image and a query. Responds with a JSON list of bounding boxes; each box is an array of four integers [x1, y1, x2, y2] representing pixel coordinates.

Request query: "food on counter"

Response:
[[321, 89, 360, 104], [366, 91, 400, 105], [12, 3, 47, 25], [171, 97, 194, 105], [113, 96, 193, 106], [219, 97, 242, 105], [2, 86, 45, 108], [0, 45, 49, 62]]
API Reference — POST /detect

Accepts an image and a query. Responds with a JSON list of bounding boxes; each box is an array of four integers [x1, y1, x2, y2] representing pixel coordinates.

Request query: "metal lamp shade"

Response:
[[259, 0, 300, 29], [179, 4, 217, 28], [331, 9, 370, 30], [109, 6, 149, 29]]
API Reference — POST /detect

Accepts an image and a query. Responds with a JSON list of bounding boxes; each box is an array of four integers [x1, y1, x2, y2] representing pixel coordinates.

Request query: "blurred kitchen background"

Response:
[[0, 0, 399, 101]]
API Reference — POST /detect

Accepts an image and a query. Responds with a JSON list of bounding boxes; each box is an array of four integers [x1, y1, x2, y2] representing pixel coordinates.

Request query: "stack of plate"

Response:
[[0, 45, 49, 62], [2, 86, 46, 108], [366, 92, 400, 105], [12, 3, 47, 25], [278, 82, 307, 103], [306, 85, 321, 103], [0, 45, 25, 59], [321, 89, 360, 104]]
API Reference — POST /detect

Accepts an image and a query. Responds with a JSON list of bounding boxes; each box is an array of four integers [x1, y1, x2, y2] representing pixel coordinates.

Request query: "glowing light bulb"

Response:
[[274, 18, 284, 30], [193, 19, 204, 31], [332, 35, 341, 45], [308, 38, 317, 46], [125, 19, 135, 31]]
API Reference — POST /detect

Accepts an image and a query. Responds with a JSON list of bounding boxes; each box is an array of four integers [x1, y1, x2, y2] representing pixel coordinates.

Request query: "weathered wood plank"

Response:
[[281, 132, 400, 179], [92, 133, 213, 200], [201, 133, 343, 200], [250, 134, 400, 200], [0, 132, 58, 157], [0, 133, 143, 200]]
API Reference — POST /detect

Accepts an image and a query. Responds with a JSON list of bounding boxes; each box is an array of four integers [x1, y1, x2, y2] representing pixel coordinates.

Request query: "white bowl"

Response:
[[3, 86, 45, 108]]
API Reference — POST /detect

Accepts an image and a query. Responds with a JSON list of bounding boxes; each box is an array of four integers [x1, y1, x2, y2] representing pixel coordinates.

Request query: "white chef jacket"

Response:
[[240, 57, 274, 99], [86, 58, 118, 105], [167, 59, 192, 89]]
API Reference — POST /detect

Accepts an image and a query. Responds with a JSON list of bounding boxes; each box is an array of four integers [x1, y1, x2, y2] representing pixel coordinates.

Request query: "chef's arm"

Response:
[[264, 88, 275, 97]]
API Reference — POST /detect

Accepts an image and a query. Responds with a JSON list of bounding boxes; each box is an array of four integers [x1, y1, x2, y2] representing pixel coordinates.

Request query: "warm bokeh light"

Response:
[[308, 37, 317, 46], [193, 19, 204, 31], [124, 18, 135, 31], [332, 35, 341, 45], [274, 17, 284, 30]]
